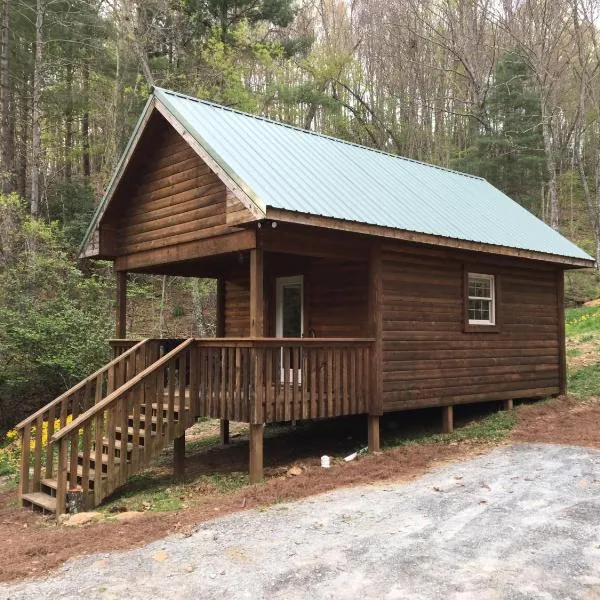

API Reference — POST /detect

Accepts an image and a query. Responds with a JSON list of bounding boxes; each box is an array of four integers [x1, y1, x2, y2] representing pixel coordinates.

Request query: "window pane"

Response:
[[468, 276, 491, 299], [468, 298, 491, 322], [282, 285, 302, 337]]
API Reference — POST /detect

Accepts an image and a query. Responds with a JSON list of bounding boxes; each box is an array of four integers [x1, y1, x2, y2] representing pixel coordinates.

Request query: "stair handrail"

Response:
[[51, 338, 194, 444], [15, 339, 151, 431], [50, 338, 195, 515]]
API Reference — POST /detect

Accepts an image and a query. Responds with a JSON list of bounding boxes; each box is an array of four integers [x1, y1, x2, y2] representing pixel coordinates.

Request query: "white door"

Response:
[[275, 276, 304, 383]]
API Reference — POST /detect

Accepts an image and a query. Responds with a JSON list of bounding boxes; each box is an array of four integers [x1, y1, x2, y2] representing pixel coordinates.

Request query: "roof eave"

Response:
[[266, 207, 595, 269]]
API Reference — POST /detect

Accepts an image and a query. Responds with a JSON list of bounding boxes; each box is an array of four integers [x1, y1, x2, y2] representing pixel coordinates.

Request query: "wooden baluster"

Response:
[[32, 414, 43, 492], [167, 357, 176, 442], [119, 392, 129, 486], [242, 347, 250, 423], [301, 346, 309, 420], [254, 347, 265, 424], [94, 412, 104, 505], [206, 348, 213, 416], [334, 348, 341, 417], [55, 438, 68, 516], [45, 405, 56, 479], [59, 395, 68, 429], [178, 351, 187, 433], [81, 422, 91, 497], [95, 373, 103, 406], [318, 348, 326, 418], [233, 347, 245, 421], [130, 382, 141, 474], [189, 346, 200, 420], [283, 347, 290, 421], [327, 349, 334, 418], [220, 349, 227, 420], [310, 348, 317, 420], [143, 372, 155, 463], [69, 424, 78, 493], [350, 349, 357, 415], [291, 346, 298, 421], [19, 426, 31, 498], [265, 347, 273, 423], [342, 349, 349, 415], [228, 347, 235, 421], [364, 346, 371, 413], [155, 363, 165, 450]]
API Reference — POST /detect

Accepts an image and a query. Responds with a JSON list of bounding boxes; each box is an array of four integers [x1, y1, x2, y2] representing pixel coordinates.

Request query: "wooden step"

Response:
[[22, 492, 57, 514], [41, 477, 57, 491]]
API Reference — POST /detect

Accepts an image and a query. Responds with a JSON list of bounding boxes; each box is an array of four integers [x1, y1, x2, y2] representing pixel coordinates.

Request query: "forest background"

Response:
[[1, 0, 600, 428]]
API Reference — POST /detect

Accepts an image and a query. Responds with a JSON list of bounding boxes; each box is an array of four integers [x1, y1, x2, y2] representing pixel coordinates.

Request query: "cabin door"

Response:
[[275, 275, 304, 383]]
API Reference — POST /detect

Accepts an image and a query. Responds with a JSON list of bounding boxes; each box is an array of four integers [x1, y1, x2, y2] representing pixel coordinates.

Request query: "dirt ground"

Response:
[[1, 395, 599, 584]]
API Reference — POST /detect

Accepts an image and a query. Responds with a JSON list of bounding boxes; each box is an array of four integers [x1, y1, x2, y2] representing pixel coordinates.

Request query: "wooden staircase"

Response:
[[17, 339, 197, 515]]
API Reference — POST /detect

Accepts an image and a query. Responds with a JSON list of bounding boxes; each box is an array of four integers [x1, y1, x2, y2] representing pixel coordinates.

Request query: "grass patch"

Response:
[[384, 409, 518, 448], [566, 306, 600, 337], [100, 469, 248, 514], [568, 362, 600, 398]]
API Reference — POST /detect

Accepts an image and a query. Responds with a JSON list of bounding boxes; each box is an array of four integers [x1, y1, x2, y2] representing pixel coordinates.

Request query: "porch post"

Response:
[[216, 276, 230, 444], [115, 270, 127, 338], [367, 241, 383, 452], [249, 244, 265, 483]]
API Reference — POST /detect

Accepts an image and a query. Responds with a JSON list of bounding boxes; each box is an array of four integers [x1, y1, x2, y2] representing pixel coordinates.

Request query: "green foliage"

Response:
[[0, 195, 113, 428], [385, 409, 517, 448], [565, 270, 600, 305], [568, 363, 600, 398], [454, 51, 545, 212], [566, 306, 600, 337]]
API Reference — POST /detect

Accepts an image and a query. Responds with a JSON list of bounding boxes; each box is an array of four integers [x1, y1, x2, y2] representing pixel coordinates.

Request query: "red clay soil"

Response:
[[2, 395, 599, 585]]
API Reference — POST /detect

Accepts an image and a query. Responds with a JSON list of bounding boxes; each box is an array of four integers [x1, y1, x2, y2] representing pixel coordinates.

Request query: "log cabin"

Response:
[[16, 88, 594, 516]]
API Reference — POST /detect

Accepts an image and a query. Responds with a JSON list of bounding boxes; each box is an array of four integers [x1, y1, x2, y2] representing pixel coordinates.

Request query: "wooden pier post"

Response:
[[442, 405, 453, 434], [173, 432, 185, 480], [368, 415, 380, 452], [249, 424, 264, 484], [115, 270, 127, 339]]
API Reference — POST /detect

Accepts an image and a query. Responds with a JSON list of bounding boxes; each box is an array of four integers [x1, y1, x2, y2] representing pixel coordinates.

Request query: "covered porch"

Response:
[[109, 223, 384, 484]]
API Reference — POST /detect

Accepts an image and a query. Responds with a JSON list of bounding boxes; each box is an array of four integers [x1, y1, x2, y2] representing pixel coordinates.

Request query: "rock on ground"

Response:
[[3, 444, 600, 599]]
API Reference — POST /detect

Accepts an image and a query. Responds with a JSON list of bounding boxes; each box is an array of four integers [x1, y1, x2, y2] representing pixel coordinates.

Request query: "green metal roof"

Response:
[[153, 88, 592, 263], [81, 87, 594, 264]]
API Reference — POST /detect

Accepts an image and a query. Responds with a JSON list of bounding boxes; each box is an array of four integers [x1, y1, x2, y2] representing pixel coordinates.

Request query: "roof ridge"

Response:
[[153, 87, 485, 182]]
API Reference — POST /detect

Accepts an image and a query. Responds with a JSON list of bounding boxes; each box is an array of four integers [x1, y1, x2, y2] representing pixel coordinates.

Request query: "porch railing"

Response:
[[110, 337, 375, 423], [192, 338, 374, 423]]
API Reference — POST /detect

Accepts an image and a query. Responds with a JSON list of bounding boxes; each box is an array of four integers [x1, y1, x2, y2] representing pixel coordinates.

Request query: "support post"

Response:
[[216, 276, 230, 443], [220, 419, 230, 445], [557, 268, 566, 396], [173, 432, 185, 480], [368, 415, 380, 452], [116, 270, 127, 339], [249, 424, 264, 483], [502, 398, 514, 411], [367, 241, 384, 433], [442, 406, 453, 434]]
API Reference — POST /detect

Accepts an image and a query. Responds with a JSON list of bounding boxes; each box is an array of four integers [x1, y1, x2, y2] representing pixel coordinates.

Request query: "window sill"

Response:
[[464, 323, 500, 333]]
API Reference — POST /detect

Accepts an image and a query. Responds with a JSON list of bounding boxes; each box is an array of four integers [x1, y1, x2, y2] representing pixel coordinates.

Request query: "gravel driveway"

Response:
[[3, 443, 600, 600]]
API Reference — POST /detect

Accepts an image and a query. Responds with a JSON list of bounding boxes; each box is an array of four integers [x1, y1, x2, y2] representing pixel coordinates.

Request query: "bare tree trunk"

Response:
[[158, 275, 167, 337], [30, 0, 43, 217], [64, 61, 73, 181], [0, 0, 13, 194], [82, 58, 90, 180], [541, 103, 560, 230], [16, 75, 27, 197]]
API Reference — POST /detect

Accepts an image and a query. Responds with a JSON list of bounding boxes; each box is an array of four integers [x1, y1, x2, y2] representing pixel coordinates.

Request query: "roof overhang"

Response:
[[266, 208, 596, 268]]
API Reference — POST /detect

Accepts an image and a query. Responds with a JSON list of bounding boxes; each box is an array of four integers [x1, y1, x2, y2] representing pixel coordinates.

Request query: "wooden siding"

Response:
[[223, 254, 369, 339], [102, 113, 248, 259], [381, 243, 560, 411], [224, 264, 250, 337]]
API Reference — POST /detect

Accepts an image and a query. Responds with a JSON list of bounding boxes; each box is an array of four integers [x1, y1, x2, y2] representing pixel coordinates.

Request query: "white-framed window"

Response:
[[467, 273, 495, 325]]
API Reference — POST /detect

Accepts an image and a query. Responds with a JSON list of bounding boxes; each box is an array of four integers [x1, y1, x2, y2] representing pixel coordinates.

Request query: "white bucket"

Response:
[[321, 455, 331, 468]]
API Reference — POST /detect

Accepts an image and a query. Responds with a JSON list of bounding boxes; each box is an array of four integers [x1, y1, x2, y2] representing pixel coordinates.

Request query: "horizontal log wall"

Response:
[[224, 263, 250, 337], [381, 243, 561, 411], [103, 113, 250, 258]]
